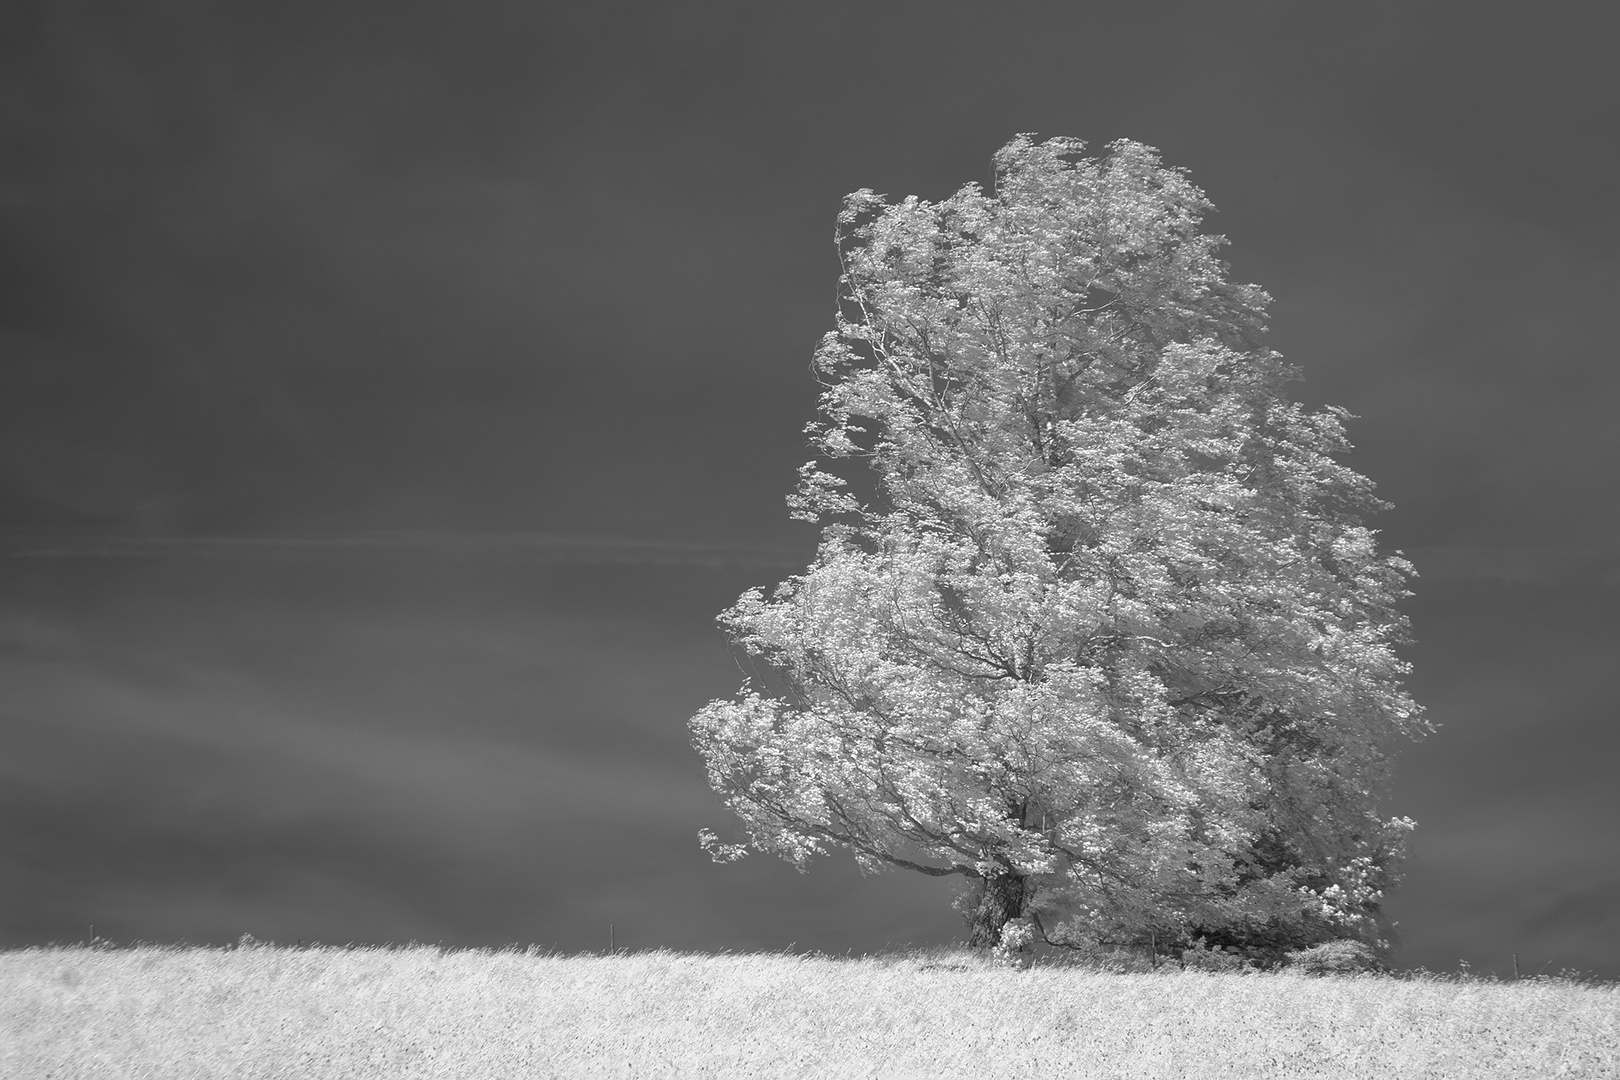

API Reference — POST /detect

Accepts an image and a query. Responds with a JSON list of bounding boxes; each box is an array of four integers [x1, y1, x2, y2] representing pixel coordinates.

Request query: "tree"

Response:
[[690, 136, 1428, 961]]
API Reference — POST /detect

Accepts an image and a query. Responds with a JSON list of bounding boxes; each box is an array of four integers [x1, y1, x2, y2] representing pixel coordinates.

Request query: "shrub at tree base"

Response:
[[1178, 938, 1254, 973], [1285, 940, 1384, 976], [691, 135, 1428, 961]]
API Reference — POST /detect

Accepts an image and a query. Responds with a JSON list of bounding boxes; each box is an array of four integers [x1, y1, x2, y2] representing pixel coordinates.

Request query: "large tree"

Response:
[[690, 136, 1427, 960]]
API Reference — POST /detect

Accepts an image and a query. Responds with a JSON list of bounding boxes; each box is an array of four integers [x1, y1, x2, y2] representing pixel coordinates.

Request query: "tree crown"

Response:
[[692, 136, 1426, 957]]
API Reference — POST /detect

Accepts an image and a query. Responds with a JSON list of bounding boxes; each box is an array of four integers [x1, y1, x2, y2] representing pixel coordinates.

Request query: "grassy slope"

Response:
[[1, 945, 1615, 1079]]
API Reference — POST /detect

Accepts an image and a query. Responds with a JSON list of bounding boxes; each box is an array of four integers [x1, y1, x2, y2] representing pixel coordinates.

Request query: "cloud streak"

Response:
[[5, 534, 1616, 583], [0, 531, 813, 569], [1403, 547, 1620, 586]]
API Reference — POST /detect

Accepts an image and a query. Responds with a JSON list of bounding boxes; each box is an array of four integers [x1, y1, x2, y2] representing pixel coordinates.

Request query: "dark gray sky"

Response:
[[3, 0, 1616, 977]]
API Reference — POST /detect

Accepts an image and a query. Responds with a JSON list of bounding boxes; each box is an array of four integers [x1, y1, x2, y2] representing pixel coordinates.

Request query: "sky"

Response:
[[2, 0, 1616, 978]]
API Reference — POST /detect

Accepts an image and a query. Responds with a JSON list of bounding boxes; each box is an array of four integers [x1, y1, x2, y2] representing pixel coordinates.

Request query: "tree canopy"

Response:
[[690, 135, 1427, 961]]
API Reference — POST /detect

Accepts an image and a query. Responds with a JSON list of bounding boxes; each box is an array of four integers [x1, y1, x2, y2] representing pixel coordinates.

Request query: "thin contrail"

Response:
[[1401, 546, 1619, 585], [0, 530, 814, 569], [0, 534, 1612, 582]]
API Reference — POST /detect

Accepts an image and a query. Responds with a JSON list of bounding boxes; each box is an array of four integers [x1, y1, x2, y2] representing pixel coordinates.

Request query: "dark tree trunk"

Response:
[[965, 868, 1031, 949]]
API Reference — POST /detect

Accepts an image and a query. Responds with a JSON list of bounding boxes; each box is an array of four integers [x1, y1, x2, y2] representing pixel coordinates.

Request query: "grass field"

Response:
[[2, 943, 1615, 1078]]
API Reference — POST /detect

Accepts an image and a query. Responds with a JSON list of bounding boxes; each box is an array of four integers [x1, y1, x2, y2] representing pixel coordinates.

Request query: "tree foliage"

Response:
[[690, 136, 1427, 958]]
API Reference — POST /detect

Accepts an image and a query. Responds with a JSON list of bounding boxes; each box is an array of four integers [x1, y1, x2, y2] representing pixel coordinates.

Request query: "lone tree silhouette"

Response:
[[691, 136, 1427, 960]]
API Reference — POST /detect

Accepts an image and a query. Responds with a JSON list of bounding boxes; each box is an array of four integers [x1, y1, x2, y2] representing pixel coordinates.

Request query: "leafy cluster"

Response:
[[691, 136, 1427, 955], [1283, 939, 1385, 976]]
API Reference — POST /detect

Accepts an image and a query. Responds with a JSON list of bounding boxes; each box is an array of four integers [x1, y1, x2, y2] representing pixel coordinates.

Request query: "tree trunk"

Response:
[[965, 868, 1031, 949]]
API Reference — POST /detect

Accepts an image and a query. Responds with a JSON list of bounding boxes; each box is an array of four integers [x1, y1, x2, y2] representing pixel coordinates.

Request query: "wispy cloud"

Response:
[[0, 530, 813, 569], [1402, 546, 1620, 586], [5, 534, 1616, 582]]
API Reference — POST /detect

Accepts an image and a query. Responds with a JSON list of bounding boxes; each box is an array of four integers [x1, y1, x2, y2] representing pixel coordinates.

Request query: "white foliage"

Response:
[[692, 136, 1428, 950]]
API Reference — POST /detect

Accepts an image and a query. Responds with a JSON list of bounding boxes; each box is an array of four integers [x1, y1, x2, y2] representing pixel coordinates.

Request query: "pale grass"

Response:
[[1, 944, 1615, 1078]]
